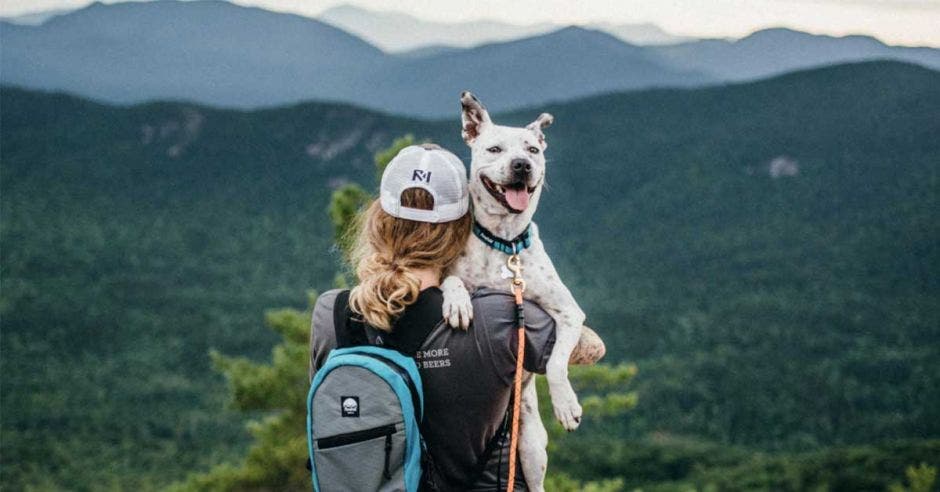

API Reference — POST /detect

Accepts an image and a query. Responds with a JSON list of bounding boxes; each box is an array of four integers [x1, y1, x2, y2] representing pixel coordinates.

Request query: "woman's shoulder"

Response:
[[309, 288, 346, 379], [312, 288, 348, 334], [314, 288, 344, 314]]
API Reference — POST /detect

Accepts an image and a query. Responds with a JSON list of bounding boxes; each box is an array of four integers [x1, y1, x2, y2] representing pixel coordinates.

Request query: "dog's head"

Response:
[[460, 91, 553, 224]]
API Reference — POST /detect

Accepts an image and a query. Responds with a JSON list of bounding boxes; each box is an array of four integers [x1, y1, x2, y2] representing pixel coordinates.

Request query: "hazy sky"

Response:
[[2, 0, 939, 47]]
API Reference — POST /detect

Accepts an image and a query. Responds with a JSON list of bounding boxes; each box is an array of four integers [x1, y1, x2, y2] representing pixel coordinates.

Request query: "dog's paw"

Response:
[[441, 276, 473, 330], [550, 386, 583, 432], [442, 290, 473, 330]]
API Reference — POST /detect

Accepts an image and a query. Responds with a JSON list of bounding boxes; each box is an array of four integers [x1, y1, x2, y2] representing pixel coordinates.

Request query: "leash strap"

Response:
[[506, 251, 526, 492]]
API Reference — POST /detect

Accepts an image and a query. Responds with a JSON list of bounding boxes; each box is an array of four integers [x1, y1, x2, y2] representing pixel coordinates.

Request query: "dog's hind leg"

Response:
[[534, 297, 586, 431], [518, 376, 548, 492], [520, 244, 586, 431]]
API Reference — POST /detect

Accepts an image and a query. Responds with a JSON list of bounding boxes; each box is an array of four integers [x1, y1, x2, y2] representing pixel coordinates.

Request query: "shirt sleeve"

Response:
[[309, 289, 341, 382], [472, 289, 557, 385], [518, 298, 556, 374]]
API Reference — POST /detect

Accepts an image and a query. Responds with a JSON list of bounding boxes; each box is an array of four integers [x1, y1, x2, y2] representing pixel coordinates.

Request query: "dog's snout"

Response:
[[511, 158, 532, 175]]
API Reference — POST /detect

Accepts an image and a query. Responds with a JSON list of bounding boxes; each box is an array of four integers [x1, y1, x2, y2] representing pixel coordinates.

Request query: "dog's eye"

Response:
[[527, 146, 540, 154], [487, 146, 502, 154]]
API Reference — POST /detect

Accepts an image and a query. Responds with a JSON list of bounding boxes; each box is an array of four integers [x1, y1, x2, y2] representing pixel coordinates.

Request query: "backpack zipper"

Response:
[[383, 432, 393, 479], [317, 423, 397, 449]]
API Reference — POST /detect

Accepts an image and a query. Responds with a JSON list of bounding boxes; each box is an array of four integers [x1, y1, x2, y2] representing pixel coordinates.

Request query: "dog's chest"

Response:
[[454, 241, 505, 289], [454, 238, 549, 299]]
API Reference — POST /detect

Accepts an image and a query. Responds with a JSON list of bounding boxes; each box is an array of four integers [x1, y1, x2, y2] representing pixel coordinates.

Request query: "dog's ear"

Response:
[[526, 112, 554, 147], [460, 91, 491, 144]]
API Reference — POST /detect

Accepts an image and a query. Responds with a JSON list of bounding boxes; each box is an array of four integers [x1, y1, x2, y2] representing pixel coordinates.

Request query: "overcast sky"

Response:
[[2, 0, 939, 47]]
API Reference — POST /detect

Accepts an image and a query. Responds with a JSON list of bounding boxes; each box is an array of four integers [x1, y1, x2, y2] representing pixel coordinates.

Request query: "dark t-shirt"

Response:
[[309, 286, 556, 491]]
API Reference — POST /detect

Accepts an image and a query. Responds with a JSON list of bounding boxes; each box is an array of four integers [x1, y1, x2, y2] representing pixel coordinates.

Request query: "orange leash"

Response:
[[506, 254, 526, 492]]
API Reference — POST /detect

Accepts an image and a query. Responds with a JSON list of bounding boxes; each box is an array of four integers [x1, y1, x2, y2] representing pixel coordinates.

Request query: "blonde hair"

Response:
[[348, 186, 471, 331]]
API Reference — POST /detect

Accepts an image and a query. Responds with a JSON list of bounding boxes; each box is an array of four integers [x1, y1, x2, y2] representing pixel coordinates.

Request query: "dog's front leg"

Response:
[[441, 275, 473, 329], [518, 375, 548, 492]]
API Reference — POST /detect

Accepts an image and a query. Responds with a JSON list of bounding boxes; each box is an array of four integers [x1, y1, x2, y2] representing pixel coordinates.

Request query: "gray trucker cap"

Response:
[[380, 145, 469, 223]]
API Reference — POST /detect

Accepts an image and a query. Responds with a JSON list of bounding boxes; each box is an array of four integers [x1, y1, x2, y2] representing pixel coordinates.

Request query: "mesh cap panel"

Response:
[[380, 145, 469, 223]]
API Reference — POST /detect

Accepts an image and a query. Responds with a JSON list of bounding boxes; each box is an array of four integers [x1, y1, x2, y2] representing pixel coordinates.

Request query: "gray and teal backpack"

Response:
[[306, 290, 434, 492]]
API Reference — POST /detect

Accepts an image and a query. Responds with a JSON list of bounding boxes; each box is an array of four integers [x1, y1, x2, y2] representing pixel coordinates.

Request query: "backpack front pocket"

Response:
[[314, 423, 405, 491]]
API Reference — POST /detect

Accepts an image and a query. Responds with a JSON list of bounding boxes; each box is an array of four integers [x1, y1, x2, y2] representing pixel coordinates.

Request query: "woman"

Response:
[[309, 144, 602, 490]]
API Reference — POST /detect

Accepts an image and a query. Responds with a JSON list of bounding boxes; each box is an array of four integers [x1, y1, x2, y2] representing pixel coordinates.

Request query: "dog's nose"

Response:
[[511, 158, 532, 175]]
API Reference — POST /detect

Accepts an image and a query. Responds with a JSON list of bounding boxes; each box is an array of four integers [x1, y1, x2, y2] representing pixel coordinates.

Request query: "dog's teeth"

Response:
[[496, 185, 505, 193]]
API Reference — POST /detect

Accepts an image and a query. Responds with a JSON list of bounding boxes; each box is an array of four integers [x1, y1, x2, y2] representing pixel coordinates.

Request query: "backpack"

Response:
[[306, 290, 432, 492]]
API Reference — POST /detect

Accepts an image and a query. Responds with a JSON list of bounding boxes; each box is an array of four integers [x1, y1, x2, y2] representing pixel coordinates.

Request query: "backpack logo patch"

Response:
[[341, 396, 359, 417]]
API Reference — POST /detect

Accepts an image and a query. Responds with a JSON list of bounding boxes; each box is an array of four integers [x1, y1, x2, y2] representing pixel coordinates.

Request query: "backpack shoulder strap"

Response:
[[332, 289, 369, 348], [386, 287, 443, 356], [332, 287, 441, 357]]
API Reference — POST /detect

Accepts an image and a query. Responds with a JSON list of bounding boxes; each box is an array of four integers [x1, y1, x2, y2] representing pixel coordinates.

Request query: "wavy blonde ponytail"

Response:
[[348, 187, 471, 331], [349, 252, 422, 331]]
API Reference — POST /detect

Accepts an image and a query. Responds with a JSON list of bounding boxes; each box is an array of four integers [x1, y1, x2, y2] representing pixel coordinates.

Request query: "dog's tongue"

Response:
[[504, 187, 530, 211]]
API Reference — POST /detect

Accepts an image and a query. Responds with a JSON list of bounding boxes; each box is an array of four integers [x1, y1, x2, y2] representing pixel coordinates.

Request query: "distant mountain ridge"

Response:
[[654, 27, 940, 80], [0, 0, 709, 116], [0, 0, 385, 107], [317, 3, 692, 51], [2, 1, 939, 116], [349, 25, 711, 116]]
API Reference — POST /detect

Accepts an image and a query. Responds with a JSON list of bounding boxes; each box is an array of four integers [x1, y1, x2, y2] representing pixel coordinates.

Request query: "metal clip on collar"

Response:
[[507, 254, 526, 301]]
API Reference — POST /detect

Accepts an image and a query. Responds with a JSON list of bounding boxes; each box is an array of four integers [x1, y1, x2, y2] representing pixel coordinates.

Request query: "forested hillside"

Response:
[[2, 61, 938, 489]]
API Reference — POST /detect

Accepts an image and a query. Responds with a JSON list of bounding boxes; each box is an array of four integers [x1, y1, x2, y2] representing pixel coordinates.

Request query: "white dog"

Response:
[[442, 91, 587, 491]]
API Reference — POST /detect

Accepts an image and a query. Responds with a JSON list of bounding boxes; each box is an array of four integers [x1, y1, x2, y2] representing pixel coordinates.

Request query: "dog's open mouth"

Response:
[[481, 175, 536, 214]]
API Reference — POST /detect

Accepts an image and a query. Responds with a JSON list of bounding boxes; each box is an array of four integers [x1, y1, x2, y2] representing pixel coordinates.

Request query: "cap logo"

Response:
[[411, 170, 432, 183]]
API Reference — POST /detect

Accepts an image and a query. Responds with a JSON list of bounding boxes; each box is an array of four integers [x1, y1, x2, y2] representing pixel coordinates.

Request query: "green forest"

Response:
[[2, 61, 938, 490]]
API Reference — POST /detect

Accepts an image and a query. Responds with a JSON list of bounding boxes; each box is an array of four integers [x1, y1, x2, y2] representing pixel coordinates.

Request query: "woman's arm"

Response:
[[472, 288, 607, 379]]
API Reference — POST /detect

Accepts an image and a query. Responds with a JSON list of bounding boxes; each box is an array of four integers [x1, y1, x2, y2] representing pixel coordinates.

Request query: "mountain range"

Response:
[[2, 1, 939, 116], [2, 60, 938, 489], [653, 27, 940, 80], [317, 4, 692, 51], [0, 0, 385, 107], [349, 25, 710, 116]]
